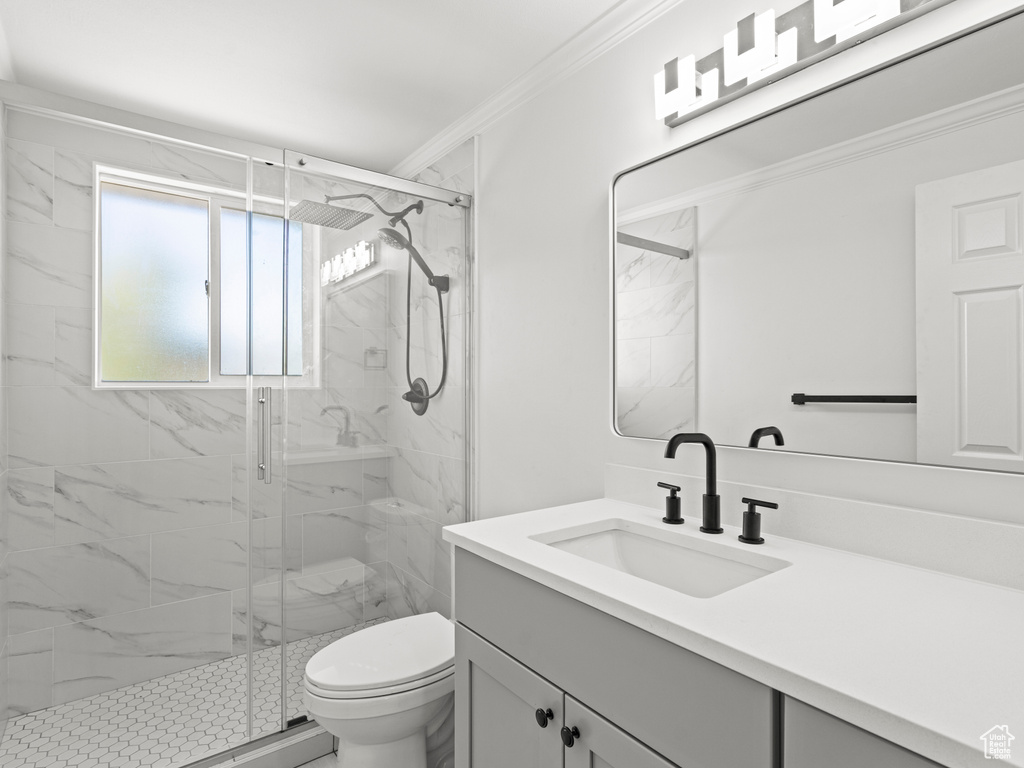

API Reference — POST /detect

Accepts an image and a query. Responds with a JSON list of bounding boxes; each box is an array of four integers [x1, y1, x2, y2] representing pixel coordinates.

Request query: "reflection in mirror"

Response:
[[613, 11, 1024, 472], [614, 208, 696, 438]]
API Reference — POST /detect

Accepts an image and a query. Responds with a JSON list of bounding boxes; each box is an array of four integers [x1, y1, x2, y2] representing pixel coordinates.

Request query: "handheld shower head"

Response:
[[377, 227, 449, 294], [377, 226, 411, 252]]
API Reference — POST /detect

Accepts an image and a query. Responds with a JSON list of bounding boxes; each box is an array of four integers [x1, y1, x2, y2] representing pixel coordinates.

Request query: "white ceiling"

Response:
[[0, 0, 629, 172]]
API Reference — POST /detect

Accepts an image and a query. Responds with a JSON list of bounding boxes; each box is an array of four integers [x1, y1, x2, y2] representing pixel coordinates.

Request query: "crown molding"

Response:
[[389, 0, 687, 179]]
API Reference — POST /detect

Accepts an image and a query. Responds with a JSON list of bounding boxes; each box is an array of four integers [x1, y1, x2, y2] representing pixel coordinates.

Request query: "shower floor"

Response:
[[0, 618, 387, 768]]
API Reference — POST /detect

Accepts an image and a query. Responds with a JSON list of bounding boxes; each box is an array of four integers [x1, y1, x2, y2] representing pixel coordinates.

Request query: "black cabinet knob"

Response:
[[535, 708, 553, 728], [560, 725, 580, 748]]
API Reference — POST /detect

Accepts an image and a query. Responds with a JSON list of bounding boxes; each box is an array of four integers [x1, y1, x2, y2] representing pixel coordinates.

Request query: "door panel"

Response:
[[916, 160, 1024, 470], [455, 626, 563, 768], [247, 157, 289, 739], [784, 697, 943, 768], [564, 696, 680, 768]]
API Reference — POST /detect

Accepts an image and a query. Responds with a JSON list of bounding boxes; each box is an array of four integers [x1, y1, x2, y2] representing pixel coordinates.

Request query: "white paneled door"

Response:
[[916, 159, 1024, 471]]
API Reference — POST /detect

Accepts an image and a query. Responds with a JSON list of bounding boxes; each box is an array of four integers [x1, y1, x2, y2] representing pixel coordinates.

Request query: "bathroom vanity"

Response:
[[444, 499, 1024, 768], [452, 548, 774, 768]]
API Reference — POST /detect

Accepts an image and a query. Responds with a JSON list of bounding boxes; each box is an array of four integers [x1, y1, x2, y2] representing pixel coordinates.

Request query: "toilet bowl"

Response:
[[304, 612, 455, 768]]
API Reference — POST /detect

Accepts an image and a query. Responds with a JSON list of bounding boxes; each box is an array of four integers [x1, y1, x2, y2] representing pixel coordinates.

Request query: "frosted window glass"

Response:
[[286, 222, 303, 376], [220, 209, 302, 376], [100, 183, 209, 382], [220, 209, 248, 375]]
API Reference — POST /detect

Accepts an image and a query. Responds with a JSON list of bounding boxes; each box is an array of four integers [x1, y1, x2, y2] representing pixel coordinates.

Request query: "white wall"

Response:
[[473, 0, 1024, 521]]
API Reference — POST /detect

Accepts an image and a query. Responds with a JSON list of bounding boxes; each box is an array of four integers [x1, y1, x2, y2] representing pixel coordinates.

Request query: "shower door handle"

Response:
[[257, 387, 272, 483], [257, 387, 266, 481], [263, 386, 272, 484]]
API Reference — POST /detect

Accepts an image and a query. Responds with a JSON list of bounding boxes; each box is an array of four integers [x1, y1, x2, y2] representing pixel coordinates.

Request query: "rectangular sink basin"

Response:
[[531, 519, 790, 598]]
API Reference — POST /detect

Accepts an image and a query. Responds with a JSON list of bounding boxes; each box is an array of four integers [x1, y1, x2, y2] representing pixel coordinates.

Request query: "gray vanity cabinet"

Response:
[[456, 624, 680, 768], [452, 549, 775, 768], [783, 697, 945, 768], [455, 625, 563, 768]]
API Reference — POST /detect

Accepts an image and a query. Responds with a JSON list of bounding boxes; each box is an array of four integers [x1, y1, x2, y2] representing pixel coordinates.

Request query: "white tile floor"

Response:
[[0, 619, 386, 768]]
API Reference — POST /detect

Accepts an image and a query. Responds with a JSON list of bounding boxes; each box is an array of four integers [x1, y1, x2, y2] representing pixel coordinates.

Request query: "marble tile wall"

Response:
[[615, 208, 697, 439], [1, 281, 255, 718], [0, 118, 9, 742], [1, 110, 269, 718], [270, 220, 393, 654], [381, 139, 473, 620]]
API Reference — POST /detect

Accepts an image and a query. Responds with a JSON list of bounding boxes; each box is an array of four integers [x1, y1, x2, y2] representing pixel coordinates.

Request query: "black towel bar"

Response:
[[791, 394, 917, 405]]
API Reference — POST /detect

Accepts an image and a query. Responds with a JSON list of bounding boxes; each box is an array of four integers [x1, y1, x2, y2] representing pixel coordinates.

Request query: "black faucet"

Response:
[[664, 433, 723, 534], [748, 426, 784, 448]]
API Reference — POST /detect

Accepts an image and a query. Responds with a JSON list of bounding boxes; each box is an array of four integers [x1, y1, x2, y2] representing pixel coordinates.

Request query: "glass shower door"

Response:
[[239, 158, 291, 741], [278, 152, 395, 727], [277, 150, 471, 731], [198, 151, 303, 745]]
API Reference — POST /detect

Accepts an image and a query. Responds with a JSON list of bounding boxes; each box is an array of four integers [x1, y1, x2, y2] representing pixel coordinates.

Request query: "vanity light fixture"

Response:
[[654, 55, 719, 124], [320, 240, 375, 286], [813, 0, 900, 44], [723, 10, 798, 87], [653, 0, 951, 126]]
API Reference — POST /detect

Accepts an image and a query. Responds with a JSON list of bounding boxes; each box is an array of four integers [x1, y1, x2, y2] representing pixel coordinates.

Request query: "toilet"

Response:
[[304, 612, 455, 768]]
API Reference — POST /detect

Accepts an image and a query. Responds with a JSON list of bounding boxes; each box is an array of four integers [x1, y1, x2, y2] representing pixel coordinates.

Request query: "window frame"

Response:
[[93, 164, 320, 389]]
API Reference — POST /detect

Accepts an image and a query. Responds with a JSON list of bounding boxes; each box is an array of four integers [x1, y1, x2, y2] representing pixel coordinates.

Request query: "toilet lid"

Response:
[[305, 613, 454, 692]]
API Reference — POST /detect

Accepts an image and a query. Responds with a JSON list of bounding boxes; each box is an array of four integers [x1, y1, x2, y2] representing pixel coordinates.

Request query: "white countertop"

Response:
[[443, 498, 1024, 768]]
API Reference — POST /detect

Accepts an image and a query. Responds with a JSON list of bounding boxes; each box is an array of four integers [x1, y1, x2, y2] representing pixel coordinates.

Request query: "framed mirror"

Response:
[[612, 10, 1024, 473]]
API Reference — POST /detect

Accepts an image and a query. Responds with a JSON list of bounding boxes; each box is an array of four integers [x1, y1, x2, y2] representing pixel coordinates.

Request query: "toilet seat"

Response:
[[304, 669, 455, 722], [305, 613, 455, 699], [305, 666, 453, 700]]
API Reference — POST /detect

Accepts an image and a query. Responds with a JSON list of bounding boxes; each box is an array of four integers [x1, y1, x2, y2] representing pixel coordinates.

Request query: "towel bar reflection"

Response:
[[791, 394, 917, 405]]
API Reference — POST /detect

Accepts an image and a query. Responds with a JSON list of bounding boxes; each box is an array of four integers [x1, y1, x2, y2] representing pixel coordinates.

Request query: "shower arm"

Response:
[[324, 193, 421, 235]]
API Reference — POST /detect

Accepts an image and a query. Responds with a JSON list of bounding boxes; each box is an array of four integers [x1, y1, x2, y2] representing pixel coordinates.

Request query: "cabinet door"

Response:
[[456, 625, 564, 768], [563, 695, 680, 768], [784, 697, 946, 768]]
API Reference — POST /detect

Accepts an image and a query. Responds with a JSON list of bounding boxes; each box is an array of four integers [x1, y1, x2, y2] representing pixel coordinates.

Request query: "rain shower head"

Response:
[[291, 192, 425, 233], [289, 199, 373, 230]]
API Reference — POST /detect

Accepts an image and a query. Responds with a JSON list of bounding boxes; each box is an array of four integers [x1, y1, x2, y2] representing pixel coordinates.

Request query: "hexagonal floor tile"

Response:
[[0, 619, 386, 768]]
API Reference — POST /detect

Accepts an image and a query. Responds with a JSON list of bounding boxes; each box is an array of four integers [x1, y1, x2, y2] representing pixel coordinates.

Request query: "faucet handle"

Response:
[[741, 497, 778, 510], [739, 497, 777, 545], [658, 482, 683, 525]]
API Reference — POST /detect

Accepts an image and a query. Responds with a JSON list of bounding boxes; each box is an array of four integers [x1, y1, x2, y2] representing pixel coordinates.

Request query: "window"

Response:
[[99, 182, 210, 382], [219, 209, 303, 376], [95, 168, 310, 386]]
